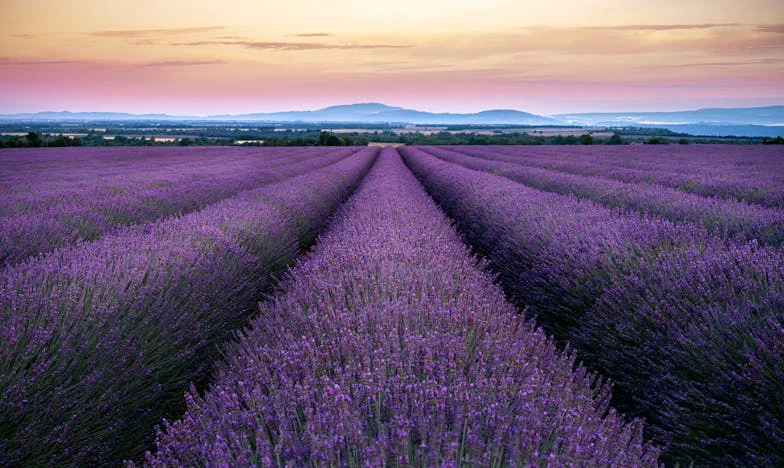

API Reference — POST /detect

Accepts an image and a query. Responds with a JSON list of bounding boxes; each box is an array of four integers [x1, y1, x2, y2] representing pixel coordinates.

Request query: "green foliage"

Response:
[[0, 122, 772, 148], [318, 131, 352, 146], [26, 132, 42, 147], [0, 134, 83, 148], [47, 136, 83, 147]]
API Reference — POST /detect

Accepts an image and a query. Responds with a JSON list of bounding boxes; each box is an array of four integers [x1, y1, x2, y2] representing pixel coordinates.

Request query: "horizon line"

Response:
[[1, 102, 783, 119]]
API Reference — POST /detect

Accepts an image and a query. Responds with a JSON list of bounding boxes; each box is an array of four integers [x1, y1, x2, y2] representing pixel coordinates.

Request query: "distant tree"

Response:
[[318, 131, 344, 146], [607, 133, 624, 145], [551, 135, 580, 145], [178, 138, 194, 146], [580, 134, 595, 145], [644, 136, 669, 145], [318, 131, 329, 145], [6, 137, 25, 148], [26, 132, 42, 147], [762, 136, 784, 145], [678, 138, 690, 145], [47, 136, 83, 147]]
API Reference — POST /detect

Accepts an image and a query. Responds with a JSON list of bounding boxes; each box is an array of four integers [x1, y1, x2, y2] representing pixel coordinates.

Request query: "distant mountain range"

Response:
[[0, 103, 559, 126], [1, 103, 783, 137], [213, 103, 563, 125], [552, 106, 784, 137], [555, 106, 784, 126]]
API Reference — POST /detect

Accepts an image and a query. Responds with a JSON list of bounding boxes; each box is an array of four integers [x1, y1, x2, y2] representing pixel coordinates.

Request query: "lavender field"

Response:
[[1, 145, 782, 466]]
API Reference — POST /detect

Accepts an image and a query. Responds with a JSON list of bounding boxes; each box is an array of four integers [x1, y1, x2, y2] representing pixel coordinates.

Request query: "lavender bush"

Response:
[[420, 146, 784, 246], [401, 147, 702, 338], [575, 241, 784, 466], [0, 148, 377, 465], [0, 146, 358, 265], [142, 148, 659, 466], [451, 145, 784, 208], [1, 146, 300, 219], [401, 146, 784, 465], [0, 146, 325, 216]]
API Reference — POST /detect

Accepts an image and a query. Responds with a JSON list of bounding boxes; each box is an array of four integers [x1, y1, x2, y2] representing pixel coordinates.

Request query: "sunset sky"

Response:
[[2, 0, 783, 115]]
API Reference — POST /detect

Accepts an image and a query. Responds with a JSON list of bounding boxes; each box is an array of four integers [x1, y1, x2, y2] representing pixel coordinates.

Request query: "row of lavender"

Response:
[[140, 149, 658, 466], [0, 147, 358, 265], [0, 148, 378, 465], [422, 146, 784, 246], [458, 145, 784, 208], [0, 147, 326, 217], [401, 147, 784, 466], [0, 146, 258, 179]]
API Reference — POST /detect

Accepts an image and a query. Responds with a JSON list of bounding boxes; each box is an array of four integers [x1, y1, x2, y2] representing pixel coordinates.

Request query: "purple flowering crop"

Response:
[[4, 143, 779, 466], [450, 144, 784, 208], [142, 148, 659, 467], [400, 146, 784, 465], [575, 241, 784, 465], [420, 146, 784, 246], [0, 148, 377, 465], [0, 146, 358, 265]]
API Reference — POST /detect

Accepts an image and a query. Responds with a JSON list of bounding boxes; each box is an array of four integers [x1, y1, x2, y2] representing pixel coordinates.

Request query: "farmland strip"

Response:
[[449, 145, 784, 208], [401, 146, 784, 465], [0, 147, 324, 216], [420, 146, 784, 246], [0, 147, 358, 265], [0, 147, 378, 466], [142, 148, 658, 466]]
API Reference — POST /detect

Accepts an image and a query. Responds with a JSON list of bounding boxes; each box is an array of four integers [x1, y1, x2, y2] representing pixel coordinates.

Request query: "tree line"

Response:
[[0, 132, 83, 148]]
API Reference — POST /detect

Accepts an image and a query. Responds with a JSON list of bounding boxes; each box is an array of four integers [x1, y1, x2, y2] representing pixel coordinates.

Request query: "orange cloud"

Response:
[[0, 57, 84, 66], [578, 23, 742, 31], [139, 59, 226, 67], [172, 40, 412, 50], [87, 26, 226, 38], [757, 24, 784, 33]]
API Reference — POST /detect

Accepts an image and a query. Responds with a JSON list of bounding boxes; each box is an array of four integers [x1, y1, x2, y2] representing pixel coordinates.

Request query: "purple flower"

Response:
[[400, 145, 784, 465], [0, 147, 378, 465], [143, 148, 658, 466]]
